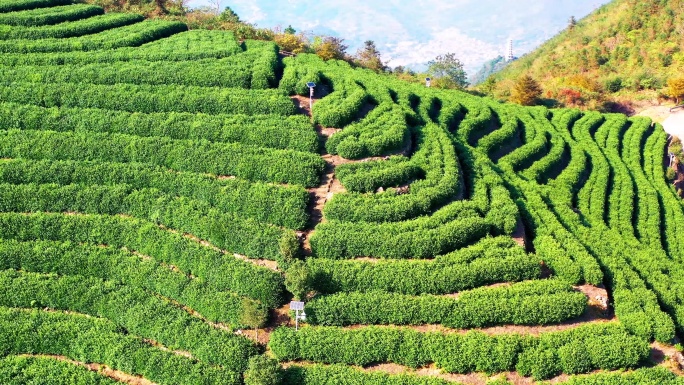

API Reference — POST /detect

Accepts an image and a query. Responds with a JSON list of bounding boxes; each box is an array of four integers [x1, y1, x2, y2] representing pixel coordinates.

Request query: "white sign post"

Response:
[[306, 82, 316, 111], [290, 301, 306, 331]]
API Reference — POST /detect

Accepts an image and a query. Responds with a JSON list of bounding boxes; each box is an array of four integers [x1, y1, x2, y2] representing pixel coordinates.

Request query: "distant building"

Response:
[[506, 39, 514, 62]]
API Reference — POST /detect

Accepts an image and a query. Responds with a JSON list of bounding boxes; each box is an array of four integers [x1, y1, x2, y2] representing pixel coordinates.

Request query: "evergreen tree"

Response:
[[511, 75, 542, 106], [219, 6, 240, 22], [284, 25, 296, 35], [355, 40, 386, 72]]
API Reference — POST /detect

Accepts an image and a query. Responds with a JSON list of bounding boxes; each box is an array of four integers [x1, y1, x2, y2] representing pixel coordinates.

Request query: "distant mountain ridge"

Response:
[[489, 0, 684, 110], [469, 55, 510, 85]]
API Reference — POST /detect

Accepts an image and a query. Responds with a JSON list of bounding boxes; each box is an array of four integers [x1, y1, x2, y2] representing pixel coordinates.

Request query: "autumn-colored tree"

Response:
[[558, 88, 583, 106], [274, 33, 307, 54], [511, 75, 542, 106], [667, 77, 684, 104], [314, 36, 348, 61]]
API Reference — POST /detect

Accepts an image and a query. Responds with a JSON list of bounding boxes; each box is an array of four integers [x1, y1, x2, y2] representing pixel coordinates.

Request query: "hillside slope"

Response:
[[1, 1, 684, 384], [490, 0, 684, 110]]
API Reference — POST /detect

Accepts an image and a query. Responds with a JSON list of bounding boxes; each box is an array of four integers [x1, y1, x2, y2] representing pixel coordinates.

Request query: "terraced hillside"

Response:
[[0, 1, 683, 384]]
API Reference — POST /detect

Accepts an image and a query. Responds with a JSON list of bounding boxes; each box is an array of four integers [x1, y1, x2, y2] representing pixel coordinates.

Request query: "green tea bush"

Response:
[[0, 307, 243, 384], [304, 280, 586, 327], [0, 4, 103, 26], [0, 102, 317, 153], [0, 130, 323, 187], [0, 269, 258, 369], [0, 13, 143, 40], [335, 156, 421, 193], [0, 158, 309, 229], [0, 212, 285, 307], [0, 19, 187, 53]]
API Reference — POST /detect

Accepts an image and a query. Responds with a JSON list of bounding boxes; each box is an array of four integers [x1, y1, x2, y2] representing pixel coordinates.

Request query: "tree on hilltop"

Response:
[[511, 75, 542, 106], [219, 5, 239, 21], [427, 52, 469, 89], [274, 32, 307, 54], [314, 36, 348, 61], [355, 40, 387, 72]]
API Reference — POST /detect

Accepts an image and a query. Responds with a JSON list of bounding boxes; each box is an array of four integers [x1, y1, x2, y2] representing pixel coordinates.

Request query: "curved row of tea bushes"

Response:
[[0, 269, 258, 369], [520, 129, 568, 184], [313, 77, 368, 128], [335, 156, 422, 193], [279, 55, 322, 96], [0, 307, 243, 384], [0, 12, 143, 40], [0, 130, 323, 187], [304, 280, 586, 327], [326, 102, 410, 159], [641, 125, 684, 259], [0, 19, 187, 53], [621, 118, 662, 248], [0, 102, 318, 153], [306, 246, 540, 295], [573, 114, 611, 225], [0, 4, 103, 26], [0, 212, 285, 307], [499, 108, 551, 173], [477, 115, 521, 162], [0, 159, 309, 229], [323, 124, 460, 223], [310, 214, 489, 260], [270, 323, 647, 380], [600, 115, 637, 240]]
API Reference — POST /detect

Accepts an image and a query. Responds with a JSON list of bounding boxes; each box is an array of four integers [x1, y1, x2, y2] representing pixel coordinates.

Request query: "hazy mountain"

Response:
[[492, 0, 684, 107], [195, 0, 609, 73], [470, 56, 511, 85]]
